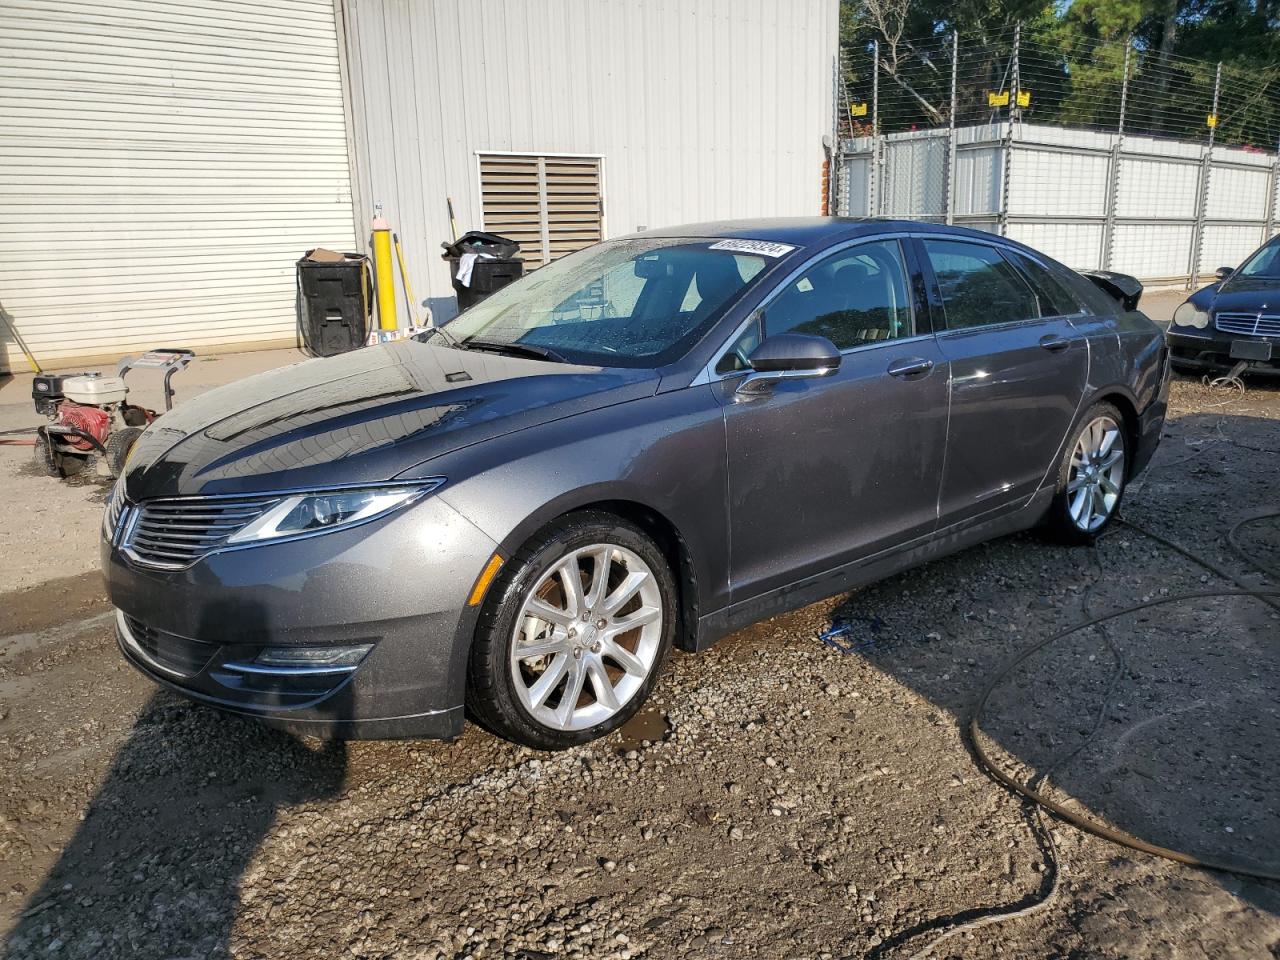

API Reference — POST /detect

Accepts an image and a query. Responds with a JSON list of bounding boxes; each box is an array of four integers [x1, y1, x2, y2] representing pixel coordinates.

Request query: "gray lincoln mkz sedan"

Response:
[[104, 219, 1168, 749]]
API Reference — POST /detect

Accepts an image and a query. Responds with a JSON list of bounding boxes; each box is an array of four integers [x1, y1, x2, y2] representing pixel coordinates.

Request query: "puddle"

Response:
[[615, 701, 671, 751]]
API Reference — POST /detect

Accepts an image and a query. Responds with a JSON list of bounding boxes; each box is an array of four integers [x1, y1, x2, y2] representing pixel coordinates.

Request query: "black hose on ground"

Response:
[[878, 479, 1280, 958], [968, 581, 1280, 884]]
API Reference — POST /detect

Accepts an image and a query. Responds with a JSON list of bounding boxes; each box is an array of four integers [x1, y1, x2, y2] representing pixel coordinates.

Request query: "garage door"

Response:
[[0, 0, 357, 373]]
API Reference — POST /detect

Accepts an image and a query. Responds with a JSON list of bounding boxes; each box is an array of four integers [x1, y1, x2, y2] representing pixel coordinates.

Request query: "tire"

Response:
[[58, 451, 96, 478], [105, 426, 144, 478], [466, 511, 677, 750], [1044, 402, 1128, 545], [32, 436, 60, 477]]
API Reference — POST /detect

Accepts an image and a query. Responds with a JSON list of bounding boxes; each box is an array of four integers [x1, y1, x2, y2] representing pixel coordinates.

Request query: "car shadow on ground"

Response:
[[821, 403, 1280, 941], [1, 600, 351, 960], [2, 393, 1278, 959]]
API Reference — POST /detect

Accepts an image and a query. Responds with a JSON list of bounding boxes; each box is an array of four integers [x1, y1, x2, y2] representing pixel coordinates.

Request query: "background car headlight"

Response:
[[1172, 302, 1210, 329], [226, 481, 442, 545]]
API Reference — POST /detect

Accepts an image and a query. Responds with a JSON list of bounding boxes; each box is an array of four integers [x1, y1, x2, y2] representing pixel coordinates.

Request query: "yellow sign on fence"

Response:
[[987, 90, 1031, 108], [1207, 114, 1218, 129], [850, 102, 868, 117]]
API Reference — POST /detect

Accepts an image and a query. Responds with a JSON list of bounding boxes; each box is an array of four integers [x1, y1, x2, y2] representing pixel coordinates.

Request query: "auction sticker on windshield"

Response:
[[708, 239, 796, 258]]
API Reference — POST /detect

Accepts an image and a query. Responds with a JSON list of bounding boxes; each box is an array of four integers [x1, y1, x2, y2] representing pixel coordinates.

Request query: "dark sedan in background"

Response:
[[103, 219, 1168, 749], [1168, 234, 1280, 376]]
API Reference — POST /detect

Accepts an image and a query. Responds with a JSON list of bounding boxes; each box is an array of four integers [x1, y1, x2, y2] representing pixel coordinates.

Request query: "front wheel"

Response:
[[466, 512, 676, 749], [1045, 402, 1128, 544]]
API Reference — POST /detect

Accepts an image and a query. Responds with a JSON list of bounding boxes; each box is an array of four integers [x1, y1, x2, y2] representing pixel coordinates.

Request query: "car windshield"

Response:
[[438, 238, 773, 367], [1236, 239, 1280, 280]]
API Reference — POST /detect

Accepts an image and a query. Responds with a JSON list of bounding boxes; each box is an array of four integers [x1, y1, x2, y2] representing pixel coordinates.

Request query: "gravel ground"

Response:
[[1, 373, 1278, 960]]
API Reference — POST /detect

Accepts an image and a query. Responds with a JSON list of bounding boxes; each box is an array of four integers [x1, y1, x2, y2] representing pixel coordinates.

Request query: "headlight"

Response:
[[1172, 302, 1210, 329], [226, 481, 442, 545]]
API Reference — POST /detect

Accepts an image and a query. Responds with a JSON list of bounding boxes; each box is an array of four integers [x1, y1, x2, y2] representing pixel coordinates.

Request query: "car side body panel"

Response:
[[406, 384, 734, 631]]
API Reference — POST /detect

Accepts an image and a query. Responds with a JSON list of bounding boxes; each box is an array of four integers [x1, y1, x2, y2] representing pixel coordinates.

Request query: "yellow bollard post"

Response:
[[371, 204, 397, 331]]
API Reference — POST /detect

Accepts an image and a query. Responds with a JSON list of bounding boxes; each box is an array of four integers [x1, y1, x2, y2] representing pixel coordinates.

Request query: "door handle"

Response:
[[887, 357, 935, 379], [1039, 334, 1071, 352]]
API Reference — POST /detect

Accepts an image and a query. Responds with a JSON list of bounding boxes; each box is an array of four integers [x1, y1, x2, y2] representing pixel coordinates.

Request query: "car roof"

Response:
[[616, 217, 1018, 250]]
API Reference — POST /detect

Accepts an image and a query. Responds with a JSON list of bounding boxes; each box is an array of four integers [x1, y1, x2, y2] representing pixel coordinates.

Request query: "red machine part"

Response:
[[56, 402, 111, 451]]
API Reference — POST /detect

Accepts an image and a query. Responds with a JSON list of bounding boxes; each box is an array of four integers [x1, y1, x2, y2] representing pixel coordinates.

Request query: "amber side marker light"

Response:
[[467, 553, 506, 606]]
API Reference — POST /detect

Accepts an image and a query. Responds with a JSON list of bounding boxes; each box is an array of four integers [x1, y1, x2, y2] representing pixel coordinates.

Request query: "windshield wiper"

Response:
[[419, 324, 466, 350], [461, 339, 568, 363]]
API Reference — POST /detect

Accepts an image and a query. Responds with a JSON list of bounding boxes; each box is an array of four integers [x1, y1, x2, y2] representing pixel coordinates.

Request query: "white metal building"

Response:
[[1, 0, 839, 373]]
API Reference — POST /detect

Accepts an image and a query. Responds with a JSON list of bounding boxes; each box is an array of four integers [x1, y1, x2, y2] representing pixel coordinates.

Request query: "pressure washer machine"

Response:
[[33, 348, 194, 479]]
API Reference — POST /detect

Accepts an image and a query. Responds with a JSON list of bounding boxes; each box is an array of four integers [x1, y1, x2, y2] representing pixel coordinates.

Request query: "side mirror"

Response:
[[1215, 266, 1234, 281], [736, 333, 840, 397]]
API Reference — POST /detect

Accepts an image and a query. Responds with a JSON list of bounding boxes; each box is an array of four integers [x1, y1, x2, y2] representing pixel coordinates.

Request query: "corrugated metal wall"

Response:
[[0, 0, 357, 372], [841, 122, 1279, 284], [342, 0, 838, 322]]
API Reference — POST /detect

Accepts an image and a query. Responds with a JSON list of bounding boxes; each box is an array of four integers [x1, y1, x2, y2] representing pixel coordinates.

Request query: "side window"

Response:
[[1007, 250, 1088, 317], [765, 240, 913, 348], [923, 239, 1039, 330]]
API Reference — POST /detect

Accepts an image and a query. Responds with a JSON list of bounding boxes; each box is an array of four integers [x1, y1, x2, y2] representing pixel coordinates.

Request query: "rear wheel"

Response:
[[467, 512, 676, 749], [1045, 402, 1127, 544]]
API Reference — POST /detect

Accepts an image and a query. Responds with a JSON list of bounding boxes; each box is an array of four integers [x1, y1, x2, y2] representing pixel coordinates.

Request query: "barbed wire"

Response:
[[841, 25, 1280, 151]]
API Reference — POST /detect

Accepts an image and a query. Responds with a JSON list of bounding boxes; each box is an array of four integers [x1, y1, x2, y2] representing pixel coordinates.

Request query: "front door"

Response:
[[712, 238, 950, 603], [917, 237, 1090, 529]]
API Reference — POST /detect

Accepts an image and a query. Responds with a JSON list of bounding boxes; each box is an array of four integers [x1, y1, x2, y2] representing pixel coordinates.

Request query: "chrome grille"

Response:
[[1215, 313, 1280, 338], [123, 495, 281, 569]]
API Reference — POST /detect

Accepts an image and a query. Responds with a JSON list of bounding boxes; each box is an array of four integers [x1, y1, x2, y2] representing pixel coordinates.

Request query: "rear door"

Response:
[[918, 237, 1089, 529]]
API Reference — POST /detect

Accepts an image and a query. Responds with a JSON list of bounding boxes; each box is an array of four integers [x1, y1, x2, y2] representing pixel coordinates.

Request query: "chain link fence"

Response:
[[835, 26, 1280, 286]]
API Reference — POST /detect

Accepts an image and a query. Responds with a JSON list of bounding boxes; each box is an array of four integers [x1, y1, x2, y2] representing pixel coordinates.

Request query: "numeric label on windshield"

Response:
[[708, 239, 796, 258]]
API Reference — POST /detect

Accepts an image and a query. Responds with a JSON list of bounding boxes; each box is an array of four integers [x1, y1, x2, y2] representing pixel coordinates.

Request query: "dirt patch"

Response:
[[1, 572, 111, 638], [1, 377, 1278, 960]]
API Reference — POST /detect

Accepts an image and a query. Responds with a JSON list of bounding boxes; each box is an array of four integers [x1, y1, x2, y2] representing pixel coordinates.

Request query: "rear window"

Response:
[[1007, 250, 1090, 317], [923, 239, 1039, 329]]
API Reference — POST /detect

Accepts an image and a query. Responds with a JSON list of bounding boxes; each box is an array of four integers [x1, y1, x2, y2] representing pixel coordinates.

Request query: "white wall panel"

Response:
[[1205, 165, 1271, 221], [952, 145, 1002, 216], [0, 0, 357, 371], [1007, 146, 1109, 218], [1199, 224, 1269, 275], [343, 0, 838, 318], [1007, 222, 1104, 270], [1115, 157, 1200, 220], [1112, 223, 1195, 279]]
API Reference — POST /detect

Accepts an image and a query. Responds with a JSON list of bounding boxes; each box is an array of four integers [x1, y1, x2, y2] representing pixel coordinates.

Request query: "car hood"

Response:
[[1193, 277, 1280, 313], [122, 340, 657, 499]]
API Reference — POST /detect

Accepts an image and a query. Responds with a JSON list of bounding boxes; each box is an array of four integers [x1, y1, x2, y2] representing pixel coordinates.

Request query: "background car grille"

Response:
[[123, 495, 281, 568], [1214, 313, 1280, 338]]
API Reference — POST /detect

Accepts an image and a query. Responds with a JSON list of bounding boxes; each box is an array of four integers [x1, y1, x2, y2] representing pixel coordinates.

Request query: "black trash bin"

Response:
[[441, 232, 524, 311], [296, 250, 372, 356]]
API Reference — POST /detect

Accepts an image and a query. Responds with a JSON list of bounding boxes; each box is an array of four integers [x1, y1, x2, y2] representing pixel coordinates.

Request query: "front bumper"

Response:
[[1166, 328, 1280, 374], [103, 493, 499, 739]]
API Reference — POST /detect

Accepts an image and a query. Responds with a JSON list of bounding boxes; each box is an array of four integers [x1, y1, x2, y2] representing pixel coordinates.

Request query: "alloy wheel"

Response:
[[509, 543, 663, 731], [1066, 415, 1126, 532]]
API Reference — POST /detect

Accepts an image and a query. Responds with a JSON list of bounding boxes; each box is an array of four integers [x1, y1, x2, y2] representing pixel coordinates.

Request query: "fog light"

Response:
[[255, 644, 373, 669]]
